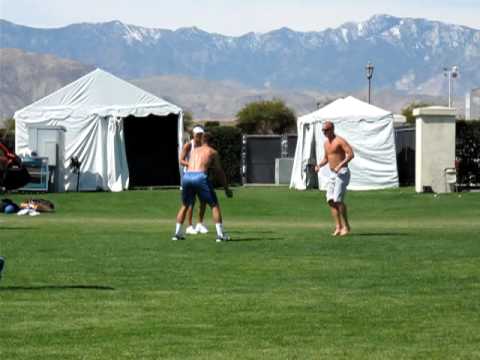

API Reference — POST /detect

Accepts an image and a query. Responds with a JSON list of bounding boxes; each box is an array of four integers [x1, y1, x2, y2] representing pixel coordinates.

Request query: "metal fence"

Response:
[[456, 121, 480, 189], [394, 127, 415, 186], [241, 130, 417, 186], [241, 135, 297, 184]]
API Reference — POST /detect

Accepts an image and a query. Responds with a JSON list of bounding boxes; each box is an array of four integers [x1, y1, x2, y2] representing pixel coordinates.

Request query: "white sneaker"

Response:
[[216, 233, 231, 242], [185, 226, 198, 235], [29, 210, 41, 216], [171, 234, 185, 241], [17, 208, 30, 216], [195, 223, 209, 234]]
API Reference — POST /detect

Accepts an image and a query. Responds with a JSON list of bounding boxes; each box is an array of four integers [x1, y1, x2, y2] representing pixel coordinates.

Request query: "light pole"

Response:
[[443, 66, 459, 108], [365, 62, 374, 104]]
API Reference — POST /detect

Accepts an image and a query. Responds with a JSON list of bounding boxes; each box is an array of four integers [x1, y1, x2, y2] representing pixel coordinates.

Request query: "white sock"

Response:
[[175, 223, 183, 235], [215, 223, 224, 237]]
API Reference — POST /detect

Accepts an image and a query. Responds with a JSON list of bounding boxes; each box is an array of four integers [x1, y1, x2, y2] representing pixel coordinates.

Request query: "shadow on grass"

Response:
[[229, 237, 282, 242], [0, 227, 36, 230], [0, 285, 115, 291], [225, 230, 282, 242], [352, 233, 407, 237]]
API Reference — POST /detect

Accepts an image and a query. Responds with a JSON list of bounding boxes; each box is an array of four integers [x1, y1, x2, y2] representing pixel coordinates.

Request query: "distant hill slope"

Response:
[[131, 75, 329, 120], [132, 75, 452, 120], [0, 49, 452, 123], [0, 48, 94, 120], [1, 15, 479, 95]]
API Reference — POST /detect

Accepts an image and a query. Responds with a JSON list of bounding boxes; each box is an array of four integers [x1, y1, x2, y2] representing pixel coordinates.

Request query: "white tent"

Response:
[[15, 69, 183, 192], [290, 96, 399, 190]]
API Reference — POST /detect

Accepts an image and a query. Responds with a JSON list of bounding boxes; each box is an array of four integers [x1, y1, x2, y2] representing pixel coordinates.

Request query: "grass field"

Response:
[[0, 187, 479, 359]]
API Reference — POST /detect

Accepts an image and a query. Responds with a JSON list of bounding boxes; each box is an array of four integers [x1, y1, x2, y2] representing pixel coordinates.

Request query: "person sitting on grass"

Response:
[[173, 132, 233, 242]]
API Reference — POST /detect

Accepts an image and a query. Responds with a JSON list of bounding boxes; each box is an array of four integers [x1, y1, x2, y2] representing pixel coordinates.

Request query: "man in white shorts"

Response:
[[315, 121, 355, 236]]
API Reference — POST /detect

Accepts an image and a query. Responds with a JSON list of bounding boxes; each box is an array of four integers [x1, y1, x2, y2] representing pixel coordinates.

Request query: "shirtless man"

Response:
[[315, 121, 355, 236], [179, 126, 208, 235], [173, 132, 233, 242]]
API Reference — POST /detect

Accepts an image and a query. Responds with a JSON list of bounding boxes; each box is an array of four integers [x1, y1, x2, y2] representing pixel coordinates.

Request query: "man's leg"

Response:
[[173, 205, 189, 240], [176, 205, 189, 225], [173, 173, 194, 240], [195, 201, 209, 234], [211, 204, 229, 241], [186, 206, 194, 226], [211, 204, 223, 224], [328, 200, 342, 236], [185, 205, 198, 235], [199, 201, 207, 224], [332, 168, 350, 236], [337, 202, 350, 236]]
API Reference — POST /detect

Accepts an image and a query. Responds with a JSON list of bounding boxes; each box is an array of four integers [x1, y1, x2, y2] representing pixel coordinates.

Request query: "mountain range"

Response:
[[1, 14, 476, 120], [1, 15, 479, 93], [0, 48, 94, 120]]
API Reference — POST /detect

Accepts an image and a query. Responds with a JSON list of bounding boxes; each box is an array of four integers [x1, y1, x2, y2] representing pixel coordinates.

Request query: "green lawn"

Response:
[[0, 187, 479, 359]]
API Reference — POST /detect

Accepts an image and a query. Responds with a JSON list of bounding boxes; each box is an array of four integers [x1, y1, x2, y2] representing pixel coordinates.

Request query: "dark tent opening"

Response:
[[124, 114, 180, 187]]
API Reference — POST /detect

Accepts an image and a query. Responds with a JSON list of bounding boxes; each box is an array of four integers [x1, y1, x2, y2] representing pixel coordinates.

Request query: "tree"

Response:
[[1, 118, 15, 150], [183, 111, 194, 131], [401, 102, 432, 124], [204, 121, 220, 130], [235, 99, 296, 134], [207, 126, 242, 184]]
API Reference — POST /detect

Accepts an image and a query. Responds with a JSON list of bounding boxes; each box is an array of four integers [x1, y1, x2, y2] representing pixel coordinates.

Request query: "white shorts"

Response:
[[326, 167, 350, 203]]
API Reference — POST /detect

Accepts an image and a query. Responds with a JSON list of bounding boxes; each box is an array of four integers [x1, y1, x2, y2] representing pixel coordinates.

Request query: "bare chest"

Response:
[[325, 140, 344, 156]]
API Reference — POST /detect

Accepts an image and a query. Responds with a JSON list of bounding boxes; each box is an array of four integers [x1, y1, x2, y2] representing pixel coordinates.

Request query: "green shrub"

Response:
[[236, 99, 296, 134], [207, 126, 242, 185]]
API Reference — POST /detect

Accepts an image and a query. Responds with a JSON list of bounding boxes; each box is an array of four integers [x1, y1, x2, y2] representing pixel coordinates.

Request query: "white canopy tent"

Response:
[[15, 69, 183, 192], [290, 96, 399, 190]]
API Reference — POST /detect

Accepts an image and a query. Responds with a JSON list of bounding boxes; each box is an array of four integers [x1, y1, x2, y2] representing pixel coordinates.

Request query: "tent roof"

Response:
[[15, 68, 181, 119], [299, 96, 392, 125]]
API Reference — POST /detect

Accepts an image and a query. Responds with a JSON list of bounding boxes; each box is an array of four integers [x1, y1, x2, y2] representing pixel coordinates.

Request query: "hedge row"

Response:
[[205, 125, 242, 185]]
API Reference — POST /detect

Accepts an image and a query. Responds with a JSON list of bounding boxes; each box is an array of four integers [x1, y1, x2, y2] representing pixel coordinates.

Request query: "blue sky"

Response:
[[1, 0, 478, 35]]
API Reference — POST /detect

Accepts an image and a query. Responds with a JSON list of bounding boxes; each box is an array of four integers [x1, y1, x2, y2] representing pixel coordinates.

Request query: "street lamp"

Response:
[[443, 66, 459, 108], [365, 62, 374, 104]]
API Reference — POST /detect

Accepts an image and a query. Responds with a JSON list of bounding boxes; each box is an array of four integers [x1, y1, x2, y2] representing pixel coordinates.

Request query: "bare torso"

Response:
[[187, 145, 216, 172], [325, 136, 348, 171]]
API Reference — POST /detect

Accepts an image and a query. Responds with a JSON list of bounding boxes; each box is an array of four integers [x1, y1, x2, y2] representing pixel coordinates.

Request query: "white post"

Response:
[[448, 72, 452, 107], [414, 106, 456, 193]]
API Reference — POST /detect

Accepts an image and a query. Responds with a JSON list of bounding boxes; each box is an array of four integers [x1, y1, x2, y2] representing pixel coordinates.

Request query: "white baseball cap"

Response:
[[192, 126, 205, 135]]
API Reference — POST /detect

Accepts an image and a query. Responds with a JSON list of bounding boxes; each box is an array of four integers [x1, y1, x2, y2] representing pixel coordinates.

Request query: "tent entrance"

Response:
[[306, 132, 319, 189], [124, 114, 180, 187]]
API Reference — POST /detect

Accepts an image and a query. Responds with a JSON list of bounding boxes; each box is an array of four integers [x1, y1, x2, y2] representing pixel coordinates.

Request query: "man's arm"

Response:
[[315, 142, 329, 172], [212, 151, 232, 197], [179, 142, 191, 167], [334, 138, 354, 172]]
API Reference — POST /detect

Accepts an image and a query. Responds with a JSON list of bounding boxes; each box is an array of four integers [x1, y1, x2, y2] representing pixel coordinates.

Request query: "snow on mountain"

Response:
[[0, 15, 479, 94]]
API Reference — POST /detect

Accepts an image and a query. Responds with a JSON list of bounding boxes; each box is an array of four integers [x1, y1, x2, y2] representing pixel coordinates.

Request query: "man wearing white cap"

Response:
[[179, 126, 208, 235], [173, 132, 233, 242]]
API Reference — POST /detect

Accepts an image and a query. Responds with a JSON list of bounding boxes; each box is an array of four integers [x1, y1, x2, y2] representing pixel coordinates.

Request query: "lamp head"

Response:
[[365, 62, 374, 79]]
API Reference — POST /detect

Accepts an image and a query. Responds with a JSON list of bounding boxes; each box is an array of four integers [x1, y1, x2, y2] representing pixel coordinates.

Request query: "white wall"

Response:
[[414, 107, 456, 193]]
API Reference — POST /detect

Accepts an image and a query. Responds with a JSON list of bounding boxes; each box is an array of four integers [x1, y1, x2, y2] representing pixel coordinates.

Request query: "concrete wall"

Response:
[[414, 107, 456, 193], [275, 158, 294, 185]]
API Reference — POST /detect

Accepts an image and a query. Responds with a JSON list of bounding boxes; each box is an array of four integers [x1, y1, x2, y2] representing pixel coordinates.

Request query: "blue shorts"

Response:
[[181, 172, 218, 207]]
